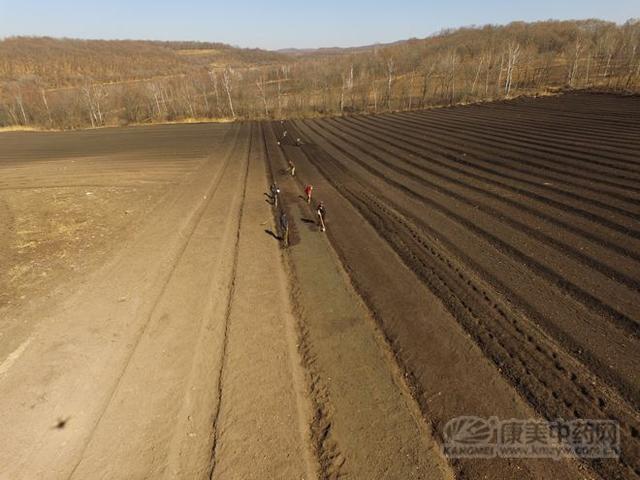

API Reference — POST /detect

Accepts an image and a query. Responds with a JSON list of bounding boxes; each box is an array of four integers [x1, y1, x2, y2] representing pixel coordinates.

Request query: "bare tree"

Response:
[[420, 61, 436, 107], [15, 90, 28, 125], [471, 53, 485, 95], [40, 88, 52, 126], [408, 69, 416, 109], [386, 58, 394, 110], [256, 75, 269, 117], [221, 66, 236, 119], [81, 80, 107, 127], [209, 70, 222, 116], [504, 41, 521, 95], [448, 49, 458, 103], [567, 35, 584, 87]]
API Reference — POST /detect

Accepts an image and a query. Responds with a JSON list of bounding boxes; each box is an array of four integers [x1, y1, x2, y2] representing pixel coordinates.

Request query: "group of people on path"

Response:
[[271, 126, 326, 247], [271, 180, 326, 248]]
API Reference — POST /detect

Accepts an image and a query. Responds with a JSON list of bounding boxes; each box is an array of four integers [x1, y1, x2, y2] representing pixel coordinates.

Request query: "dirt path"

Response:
[[264, 123, 453, 479], [209, 123, 317, 479]]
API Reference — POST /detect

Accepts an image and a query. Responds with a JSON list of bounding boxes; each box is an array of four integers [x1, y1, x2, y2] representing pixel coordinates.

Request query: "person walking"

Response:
[[270, 183, 280, 207], [304, 184, 313, 204], [288, 160, 296, 177], [279, 210, 290, 247], [316, 201, 326, 232]]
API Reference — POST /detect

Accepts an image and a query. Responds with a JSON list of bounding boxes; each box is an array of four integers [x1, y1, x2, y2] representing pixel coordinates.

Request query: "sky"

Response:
[[0, 0, 637, 50]]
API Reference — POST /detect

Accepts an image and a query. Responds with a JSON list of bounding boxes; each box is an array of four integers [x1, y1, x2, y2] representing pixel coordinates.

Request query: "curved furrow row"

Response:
[[332, 116, 640, 263], [354, 113, 640, 213], [348, 115, 640, 234], [321, 117, 640, 285], [290, 123, 640, 480], [303, 118, 640, 341], [485, 99, 640, 128], [444, 103, 638, 146], [414, 106, 640, 155], [466, 108, 640, 143], [400, 109, 640, 169], [370, 112, 640, 193]]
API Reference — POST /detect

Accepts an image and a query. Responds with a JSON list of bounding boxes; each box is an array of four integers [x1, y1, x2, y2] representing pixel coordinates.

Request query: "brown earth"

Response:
[[0, 92, 638, 480]]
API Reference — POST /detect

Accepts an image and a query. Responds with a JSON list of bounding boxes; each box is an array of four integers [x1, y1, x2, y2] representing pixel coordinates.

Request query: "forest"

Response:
[[1, 19, 639, 129]]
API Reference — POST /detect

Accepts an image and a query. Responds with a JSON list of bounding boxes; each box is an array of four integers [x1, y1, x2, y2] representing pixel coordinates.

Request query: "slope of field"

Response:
[[279, 92, 640, 480]]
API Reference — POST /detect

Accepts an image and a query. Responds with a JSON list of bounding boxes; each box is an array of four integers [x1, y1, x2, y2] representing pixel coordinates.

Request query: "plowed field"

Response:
[[1, 93, 638, 480]]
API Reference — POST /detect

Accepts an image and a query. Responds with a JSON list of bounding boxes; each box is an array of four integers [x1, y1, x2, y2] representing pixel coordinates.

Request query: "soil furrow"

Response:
[[346, 114, 640, 237], [291, 124, 639, 480]]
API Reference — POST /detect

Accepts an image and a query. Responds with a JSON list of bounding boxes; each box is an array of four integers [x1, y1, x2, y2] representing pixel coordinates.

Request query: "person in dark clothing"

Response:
[[270, 183, 280, 207], [279, 210, 290, 247], [316, 201, 326, 232]]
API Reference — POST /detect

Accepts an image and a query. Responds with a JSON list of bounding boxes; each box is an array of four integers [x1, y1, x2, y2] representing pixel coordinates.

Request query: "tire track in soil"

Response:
[[207, 124, 318, 480], [208, 124, 253, 478], [286, 116, 640, 480]]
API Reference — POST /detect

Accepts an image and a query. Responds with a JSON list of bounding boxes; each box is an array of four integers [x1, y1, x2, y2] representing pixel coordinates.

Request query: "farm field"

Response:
[[0, 93, 638, 480]]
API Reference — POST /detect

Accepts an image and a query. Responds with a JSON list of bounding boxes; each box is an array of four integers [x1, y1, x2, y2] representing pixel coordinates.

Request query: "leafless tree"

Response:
[[256, 75, 269, 117], [504, 41, 521, 95], [81, 80, 107, 127], [221, 66, 236, 119], [471, 54, 485, 95], [567, 35, 584, 87], [386, 58, 394, 110], [40, 88, 52, 126]]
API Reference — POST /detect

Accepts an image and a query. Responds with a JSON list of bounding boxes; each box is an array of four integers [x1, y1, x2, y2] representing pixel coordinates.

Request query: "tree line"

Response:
[[1, 19, 639, 129]]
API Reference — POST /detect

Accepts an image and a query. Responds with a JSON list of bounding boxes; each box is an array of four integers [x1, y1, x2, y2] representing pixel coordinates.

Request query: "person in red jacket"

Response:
[[304, 184, 313, 204]]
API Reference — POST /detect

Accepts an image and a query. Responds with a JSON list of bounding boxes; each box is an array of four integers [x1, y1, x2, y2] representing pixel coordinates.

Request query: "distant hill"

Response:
[[0, 37, 288, 88], [277, 39, 408, 56]]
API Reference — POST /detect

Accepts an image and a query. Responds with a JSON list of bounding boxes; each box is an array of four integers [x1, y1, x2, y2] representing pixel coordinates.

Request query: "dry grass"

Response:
[[0, 126, 46, 133], [176, 49, 221, 56]]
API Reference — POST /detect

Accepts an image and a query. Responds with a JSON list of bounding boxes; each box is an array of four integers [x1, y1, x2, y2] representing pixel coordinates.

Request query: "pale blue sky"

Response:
[[0, 0, 637, 50]]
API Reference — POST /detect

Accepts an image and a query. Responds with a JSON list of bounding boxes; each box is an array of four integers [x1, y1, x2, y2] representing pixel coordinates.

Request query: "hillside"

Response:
[[1, 19, 638, 129], [0, 37, 288, 88]]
